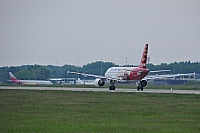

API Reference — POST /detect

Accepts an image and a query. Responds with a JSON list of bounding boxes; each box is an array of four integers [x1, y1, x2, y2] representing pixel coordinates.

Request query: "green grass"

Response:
[[0, 89, 200, 133]]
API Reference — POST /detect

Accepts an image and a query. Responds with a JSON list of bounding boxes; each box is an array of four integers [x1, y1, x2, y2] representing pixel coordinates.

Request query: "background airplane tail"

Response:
[[9, 72, 17, 81], [139, 44, 148, 69]]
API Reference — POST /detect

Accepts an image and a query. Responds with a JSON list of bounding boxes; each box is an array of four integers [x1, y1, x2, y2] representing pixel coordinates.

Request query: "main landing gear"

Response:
[[136, 80, 147, 91], [109, 80, 116, 90], [137, 86, 143, 91], [109, 85, 116, 90]]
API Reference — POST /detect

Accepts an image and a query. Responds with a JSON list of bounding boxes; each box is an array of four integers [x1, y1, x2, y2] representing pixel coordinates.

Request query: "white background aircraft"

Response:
[[70, 44, 194, 91], [9, 72, 53, 85]]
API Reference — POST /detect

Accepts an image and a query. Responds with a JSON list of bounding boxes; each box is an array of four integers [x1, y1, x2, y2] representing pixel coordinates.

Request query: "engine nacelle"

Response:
[[94, 78, 105, 87]]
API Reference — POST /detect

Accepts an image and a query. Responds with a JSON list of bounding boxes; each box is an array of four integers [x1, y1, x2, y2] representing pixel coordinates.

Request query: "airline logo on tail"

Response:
[[9, 72, 19, 83], [139, 44, 148, 69]]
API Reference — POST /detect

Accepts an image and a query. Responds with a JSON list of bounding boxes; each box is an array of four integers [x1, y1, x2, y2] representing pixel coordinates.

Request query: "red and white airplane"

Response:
[[70, 44, 194, 91], [9, 72, 53, 85]]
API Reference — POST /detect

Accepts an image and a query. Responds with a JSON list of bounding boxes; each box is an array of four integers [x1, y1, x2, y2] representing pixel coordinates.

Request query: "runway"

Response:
[[0, 86, 200, 94]]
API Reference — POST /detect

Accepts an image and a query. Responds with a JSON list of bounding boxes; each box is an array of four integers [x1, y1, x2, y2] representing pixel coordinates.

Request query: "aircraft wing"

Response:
[[149, 70, 171, 73], [145, 73, 195, 80], [69, 71, 106, 79], [69, 71, 121, 82], [123, 69, 170, 73]]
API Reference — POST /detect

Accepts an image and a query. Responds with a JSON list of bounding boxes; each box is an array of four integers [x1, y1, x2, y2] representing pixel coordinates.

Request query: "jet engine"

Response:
[[94, 78, 105, 87]]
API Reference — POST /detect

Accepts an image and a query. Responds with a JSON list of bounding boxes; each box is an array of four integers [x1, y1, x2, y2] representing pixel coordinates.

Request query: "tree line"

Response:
[[0, 61, 199, 83]]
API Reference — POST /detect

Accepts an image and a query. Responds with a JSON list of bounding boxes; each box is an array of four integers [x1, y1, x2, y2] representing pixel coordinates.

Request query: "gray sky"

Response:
[[0, 0, 200, 67]]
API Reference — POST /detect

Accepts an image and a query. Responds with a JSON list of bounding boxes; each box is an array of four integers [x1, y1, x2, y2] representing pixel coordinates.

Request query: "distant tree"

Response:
[[1, 61, 200, 83], [81, 61, 116, 75]]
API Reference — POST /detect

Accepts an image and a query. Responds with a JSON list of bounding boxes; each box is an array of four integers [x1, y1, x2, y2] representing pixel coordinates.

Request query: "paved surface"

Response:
[[0, 86, 200, 94]]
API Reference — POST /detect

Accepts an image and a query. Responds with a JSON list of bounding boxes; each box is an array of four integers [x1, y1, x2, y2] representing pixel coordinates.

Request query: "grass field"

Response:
[[0, 89, 200, 133]]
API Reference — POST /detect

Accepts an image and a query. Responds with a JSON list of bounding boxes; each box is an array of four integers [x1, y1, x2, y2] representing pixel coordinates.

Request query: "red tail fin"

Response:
[[9, 72, 17, 81], [139, 44, 148, 69]]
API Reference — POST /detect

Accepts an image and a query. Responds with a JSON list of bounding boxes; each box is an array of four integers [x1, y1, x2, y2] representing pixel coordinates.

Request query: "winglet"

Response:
[[139, 44, 148, 69]]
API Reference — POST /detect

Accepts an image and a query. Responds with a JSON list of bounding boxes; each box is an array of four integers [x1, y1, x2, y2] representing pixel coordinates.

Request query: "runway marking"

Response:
[[0, 86, 200, 94]]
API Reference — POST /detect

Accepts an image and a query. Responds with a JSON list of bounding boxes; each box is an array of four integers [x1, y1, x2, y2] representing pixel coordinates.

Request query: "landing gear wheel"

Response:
[[137, 86, 143, 91], [137, 86, 140, 91], [109, 86, 115, 90]]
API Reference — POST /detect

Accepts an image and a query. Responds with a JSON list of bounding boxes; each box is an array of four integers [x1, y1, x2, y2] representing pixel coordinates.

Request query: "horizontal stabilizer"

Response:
[[150, 70, 171, 73]]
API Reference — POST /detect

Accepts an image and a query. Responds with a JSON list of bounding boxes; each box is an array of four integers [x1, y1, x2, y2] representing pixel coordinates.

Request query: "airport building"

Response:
[[49, 78, 76, 84], [49, 78, 94, 85]]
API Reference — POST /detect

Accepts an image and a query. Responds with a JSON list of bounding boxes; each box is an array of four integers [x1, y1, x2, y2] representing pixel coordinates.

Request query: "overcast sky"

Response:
[[0, 0, 199, 67]]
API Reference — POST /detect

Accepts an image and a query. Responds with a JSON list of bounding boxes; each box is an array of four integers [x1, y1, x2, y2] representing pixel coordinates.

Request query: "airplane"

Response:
[[69, 43, 194, 91], [9, 72, 53, 85]]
